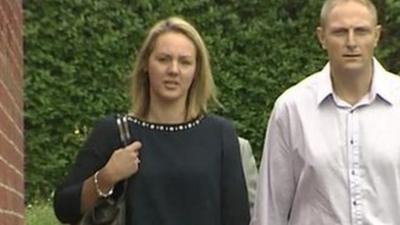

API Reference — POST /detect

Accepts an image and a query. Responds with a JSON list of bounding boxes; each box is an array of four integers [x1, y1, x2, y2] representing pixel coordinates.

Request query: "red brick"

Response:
[[0, 81, 22, 128], [0, 211, 24, 225], [0, 0, 24, 224], [0, 184, 24, 210], [0, 105, 22, 150], [0, 128, 23, 169], [0, 155, 23, 189]]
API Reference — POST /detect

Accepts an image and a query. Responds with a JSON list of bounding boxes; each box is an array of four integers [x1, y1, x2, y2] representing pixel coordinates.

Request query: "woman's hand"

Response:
[[100, 141, 142, 185]]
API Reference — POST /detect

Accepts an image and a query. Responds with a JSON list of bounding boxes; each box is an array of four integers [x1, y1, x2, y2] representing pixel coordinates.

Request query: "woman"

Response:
[[53, 17, 250, 225]]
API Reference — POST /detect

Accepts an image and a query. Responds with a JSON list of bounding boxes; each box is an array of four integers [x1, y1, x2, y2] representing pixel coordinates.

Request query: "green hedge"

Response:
[[24, 0, 400, 201]]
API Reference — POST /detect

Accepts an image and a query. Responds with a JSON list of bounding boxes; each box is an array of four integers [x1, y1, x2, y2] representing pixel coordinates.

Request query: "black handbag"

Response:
[[77, 115, 131, 225]]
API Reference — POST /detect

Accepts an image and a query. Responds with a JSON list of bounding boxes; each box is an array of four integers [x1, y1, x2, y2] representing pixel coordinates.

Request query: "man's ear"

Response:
[[374, 25, 381, 47], [316, 26, 326, 49]]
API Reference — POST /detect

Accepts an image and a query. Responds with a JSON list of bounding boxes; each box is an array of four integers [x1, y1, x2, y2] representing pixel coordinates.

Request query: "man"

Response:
[[252, 0, 400, 224], [238, 137, 258, 214]]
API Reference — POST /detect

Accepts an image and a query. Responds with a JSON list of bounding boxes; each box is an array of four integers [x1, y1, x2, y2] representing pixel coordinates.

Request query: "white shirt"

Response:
[[252, 59, 400, 225]]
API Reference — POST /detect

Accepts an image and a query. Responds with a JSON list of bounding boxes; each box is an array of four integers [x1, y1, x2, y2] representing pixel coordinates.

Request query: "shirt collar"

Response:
[[371, 58, 396, 105], [316, 58, 395, 106], [316, 63, 334, 105]]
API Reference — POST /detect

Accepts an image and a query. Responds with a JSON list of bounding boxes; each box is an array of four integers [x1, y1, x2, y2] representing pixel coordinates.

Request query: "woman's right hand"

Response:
[[80, 141, 142, 211], [100, 141, 142, 185]]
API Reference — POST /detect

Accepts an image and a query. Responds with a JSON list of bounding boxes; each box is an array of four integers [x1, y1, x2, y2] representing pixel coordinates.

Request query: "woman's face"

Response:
[[147, 31, 197, 106]]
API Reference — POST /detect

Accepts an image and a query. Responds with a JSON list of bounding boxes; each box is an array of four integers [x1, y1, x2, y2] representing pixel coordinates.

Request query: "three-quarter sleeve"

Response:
[[220, 119, 251, 225], [53, 115, 120, 224]]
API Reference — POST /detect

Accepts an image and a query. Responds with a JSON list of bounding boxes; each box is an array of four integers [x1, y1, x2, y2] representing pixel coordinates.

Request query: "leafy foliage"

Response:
[[26, 199, 61, 225], [24, 0, 400, 201]]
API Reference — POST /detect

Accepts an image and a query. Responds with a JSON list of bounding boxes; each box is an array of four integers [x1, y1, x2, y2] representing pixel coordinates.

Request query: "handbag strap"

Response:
[[116, 114, 131, 194], [116, 115, 130, 147]]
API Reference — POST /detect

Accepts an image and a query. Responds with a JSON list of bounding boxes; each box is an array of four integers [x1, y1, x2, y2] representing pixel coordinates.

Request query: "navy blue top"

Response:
[[54, 114, 250, 225]]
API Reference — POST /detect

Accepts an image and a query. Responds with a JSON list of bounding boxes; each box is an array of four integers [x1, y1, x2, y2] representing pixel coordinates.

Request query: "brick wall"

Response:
[[0, 0, 24, 224]]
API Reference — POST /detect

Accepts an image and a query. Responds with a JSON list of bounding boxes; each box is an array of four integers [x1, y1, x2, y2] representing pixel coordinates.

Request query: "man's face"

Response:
[[317, 1, 381, 74]]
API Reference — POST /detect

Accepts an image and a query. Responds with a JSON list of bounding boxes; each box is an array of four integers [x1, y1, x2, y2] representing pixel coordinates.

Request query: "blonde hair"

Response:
[[129, 17, 218, 120], [320, 0, 378, 26]]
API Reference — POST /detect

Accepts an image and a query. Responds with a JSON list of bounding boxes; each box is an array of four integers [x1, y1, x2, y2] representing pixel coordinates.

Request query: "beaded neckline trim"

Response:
[[127, 115, 204, 132]]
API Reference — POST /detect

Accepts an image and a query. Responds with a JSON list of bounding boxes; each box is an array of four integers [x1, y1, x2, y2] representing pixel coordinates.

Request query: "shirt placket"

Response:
[[347, 108, 363, 225]]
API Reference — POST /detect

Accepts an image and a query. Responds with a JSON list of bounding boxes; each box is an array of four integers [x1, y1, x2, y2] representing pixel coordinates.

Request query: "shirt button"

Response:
[[353, 201, 357, 206], [352, 170, 355, 175], [350, 140, 354, 144]]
